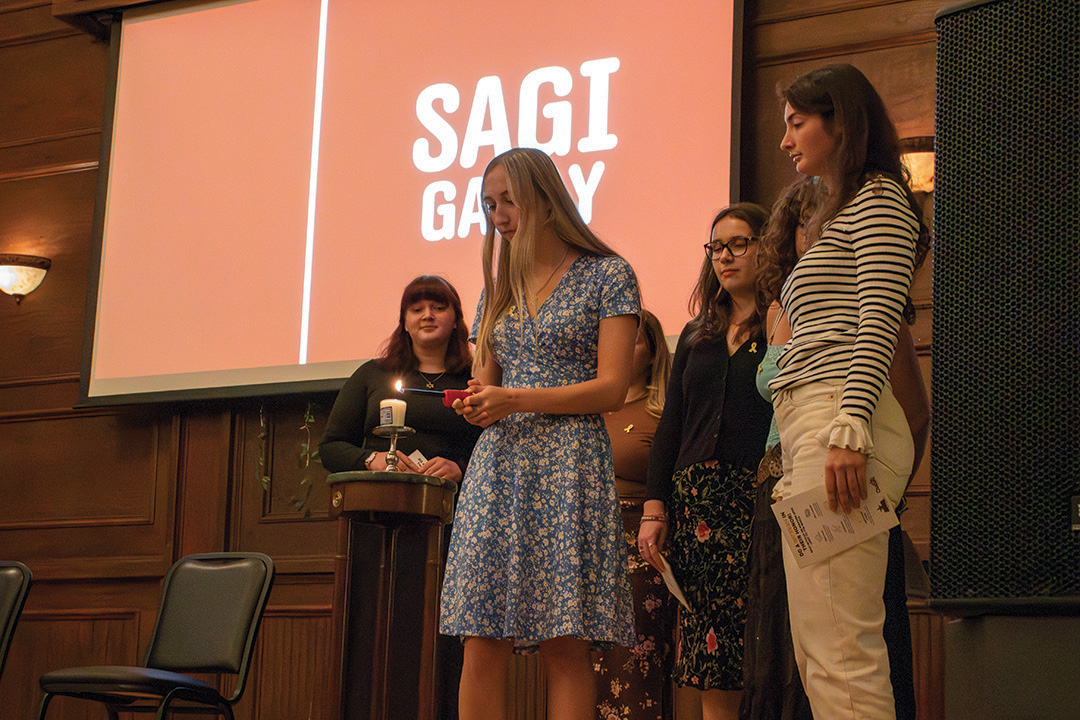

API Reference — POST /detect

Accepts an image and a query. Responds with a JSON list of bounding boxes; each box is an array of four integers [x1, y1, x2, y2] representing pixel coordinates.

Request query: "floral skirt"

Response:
[[669, 460, 756, 691], [595, 500, 676, 720]]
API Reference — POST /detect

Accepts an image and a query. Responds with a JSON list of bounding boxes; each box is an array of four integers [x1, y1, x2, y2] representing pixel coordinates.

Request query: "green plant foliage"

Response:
[[257, 401, 325, 518], [291, 402, 323, 516], [258, 405, 271, 492]]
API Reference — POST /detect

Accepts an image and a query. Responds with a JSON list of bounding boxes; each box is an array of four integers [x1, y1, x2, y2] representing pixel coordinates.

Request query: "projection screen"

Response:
[[81, 0, 741, 404]]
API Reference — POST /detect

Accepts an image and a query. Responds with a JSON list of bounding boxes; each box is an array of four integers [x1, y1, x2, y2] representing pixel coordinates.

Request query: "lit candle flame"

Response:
[[395, 379, 403, 394]]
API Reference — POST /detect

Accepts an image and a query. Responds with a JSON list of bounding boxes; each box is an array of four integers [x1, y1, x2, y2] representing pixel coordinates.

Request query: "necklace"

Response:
[[418, 370, 446, 389], [529, 246, 571, 311]]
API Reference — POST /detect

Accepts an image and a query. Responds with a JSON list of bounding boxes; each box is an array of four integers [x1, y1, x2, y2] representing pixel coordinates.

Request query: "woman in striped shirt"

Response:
[[768, 64, 930, 720]]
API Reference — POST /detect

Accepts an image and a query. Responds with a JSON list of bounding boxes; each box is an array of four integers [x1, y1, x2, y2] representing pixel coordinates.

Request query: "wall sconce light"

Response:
[[899, 136, 935, 194], [0, 254, 52, 304]]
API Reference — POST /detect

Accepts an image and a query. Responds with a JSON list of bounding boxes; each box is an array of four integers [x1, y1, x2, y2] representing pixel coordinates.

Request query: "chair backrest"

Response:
[[0, 561, 32, 680], [145, 553, 273, 699]]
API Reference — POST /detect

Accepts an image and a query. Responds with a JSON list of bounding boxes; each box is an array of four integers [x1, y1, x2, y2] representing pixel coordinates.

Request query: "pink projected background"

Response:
[[89, 0, 735, 399]]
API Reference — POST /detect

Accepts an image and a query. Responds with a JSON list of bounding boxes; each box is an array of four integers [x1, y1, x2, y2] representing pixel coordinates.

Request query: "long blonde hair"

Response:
[[474, 148, 621, 369], [639, 309, 670, 420]]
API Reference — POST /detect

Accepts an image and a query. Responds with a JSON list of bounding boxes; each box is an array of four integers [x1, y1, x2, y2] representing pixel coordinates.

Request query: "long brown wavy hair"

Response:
[[757, 178, 822, 306], [377, 275, 472, 375], [686, 202, 770, 346], [780, 64, 931, 273]]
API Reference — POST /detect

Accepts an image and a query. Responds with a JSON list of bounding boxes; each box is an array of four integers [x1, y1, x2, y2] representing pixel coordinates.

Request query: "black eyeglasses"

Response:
[[704, 235, 757, 259]]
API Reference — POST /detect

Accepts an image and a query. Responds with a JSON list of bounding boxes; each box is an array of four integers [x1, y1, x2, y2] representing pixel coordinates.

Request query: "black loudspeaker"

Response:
[[930, 0, 1080, 613]]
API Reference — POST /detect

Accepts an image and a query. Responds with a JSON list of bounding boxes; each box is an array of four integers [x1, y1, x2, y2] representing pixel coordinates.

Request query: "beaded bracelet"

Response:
[[640, 514, 668, 523]]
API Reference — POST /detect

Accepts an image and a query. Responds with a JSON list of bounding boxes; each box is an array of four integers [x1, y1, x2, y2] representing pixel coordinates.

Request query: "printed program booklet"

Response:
[[771, 476, 899, 568]]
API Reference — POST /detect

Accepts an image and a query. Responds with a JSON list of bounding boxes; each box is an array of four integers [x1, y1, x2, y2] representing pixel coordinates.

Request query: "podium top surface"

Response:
[[326, 470, 457, 492]]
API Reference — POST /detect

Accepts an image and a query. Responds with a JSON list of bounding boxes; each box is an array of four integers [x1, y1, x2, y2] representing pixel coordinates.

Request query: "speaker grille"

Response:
[[931, 0, 1080, 604]]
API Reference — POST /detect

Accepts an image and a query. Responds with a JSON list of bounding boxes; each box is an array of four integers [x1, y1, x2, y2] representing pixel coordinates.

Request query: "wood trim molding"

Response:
[[258, 509, 334, 524], [752, 30, 936, 68], [0, 371, 80, 389], [262, 555, 339, 576], [0, 407, 171, 533], [0, 1, 82, 47], [0, 159, 98, 183], [1, 1, 54, 12], [263, 604, 334, 618], [51, 0, 139, 15], [752, 0, 917, 25], [0, 404, 141, 423], [0, 26, 76, 47], [0, 126, 100, 149], [21, 607, 140, 620], [0, 513, 156, 531], [24, 553, 173, 580]]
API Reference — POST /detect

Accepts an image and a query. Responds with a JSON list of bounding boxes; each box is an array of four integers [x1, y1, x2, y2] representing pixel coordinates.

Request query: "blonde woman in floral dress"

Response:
[[440, 148, 640, 720]]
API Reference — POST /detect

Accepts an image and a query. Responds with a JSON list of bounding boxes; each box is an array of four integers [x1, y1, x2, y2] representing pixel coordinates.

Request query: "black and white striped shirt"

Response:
[[769, 176, 918, 429]]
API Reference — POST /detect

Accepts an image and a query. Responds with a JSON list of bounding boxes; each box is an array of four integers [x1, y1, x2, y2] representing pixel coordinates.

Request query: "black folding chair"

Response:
[[0, 560, 32, 681], [38, 552, 274, 720]]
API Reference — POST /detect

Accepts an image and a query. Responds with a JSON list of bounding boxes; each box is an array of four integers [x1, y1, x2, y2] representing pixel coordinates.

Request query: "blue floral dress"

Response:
[[440, 254, 640, 651]]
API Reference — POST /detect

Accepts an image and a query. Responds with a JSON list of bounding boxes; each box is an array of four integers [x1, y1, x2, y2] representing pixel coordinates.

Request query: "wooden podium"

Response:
[[328, 470, 457, 720]]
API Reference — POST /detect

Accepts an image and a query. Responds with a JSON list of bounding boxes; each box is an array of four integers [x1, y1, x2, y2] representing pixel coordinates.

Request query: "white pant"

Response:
[[774, 380, 913, 720]]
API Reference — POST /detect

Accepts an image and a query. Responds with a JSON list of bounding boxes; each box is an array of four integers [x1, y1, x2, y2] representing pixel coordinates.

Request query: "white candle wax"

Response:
[[379, 398, 406, 427]]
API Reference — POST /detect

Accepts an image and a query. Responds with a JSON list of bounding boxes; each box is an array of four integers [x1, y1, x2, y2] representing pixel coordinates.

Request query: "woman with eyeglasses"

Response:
[[637, 203, 773, 720]]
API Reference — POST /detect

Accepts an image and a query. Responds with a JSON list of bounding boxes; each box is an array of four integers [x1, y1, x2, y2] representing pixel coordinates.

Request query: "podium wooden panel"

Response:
[[328, 471, 457, 720]]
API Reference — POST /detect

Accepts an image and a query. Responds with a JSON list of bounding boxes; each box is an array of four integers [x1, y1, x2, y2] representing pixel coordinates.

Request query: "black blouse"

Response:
[[645, 324, 773, 502], [319, 360, 482, 474]]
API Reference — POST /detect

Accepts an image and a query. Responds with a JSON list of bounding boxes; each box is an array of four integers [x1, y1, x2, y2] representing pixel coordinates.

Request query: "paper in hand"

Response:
[[657, 552, 692, 612], [771, 475, 898, 568], [407, 449, 428, 469]]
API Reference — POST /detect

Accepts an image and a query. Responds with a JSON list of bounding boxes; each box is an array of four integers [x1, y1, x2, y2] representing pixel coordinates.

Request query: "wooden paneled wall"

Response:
[[0, 7, 343, 720], [0, 1, 950, 718]]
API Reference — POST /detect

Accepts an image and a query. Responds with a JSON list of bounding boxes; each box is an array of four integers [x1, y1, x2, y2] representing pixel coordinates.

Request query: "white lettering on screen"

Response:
[[413, 83, 460, 173], [415, 58, 619, 241], [420, 180, 458, 241], [518, 66, 573, 155], [577, 57, 619, 152], [459, 76, 512, 169], [568, 161, 604, 224], [456, 175, 486, 238]]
